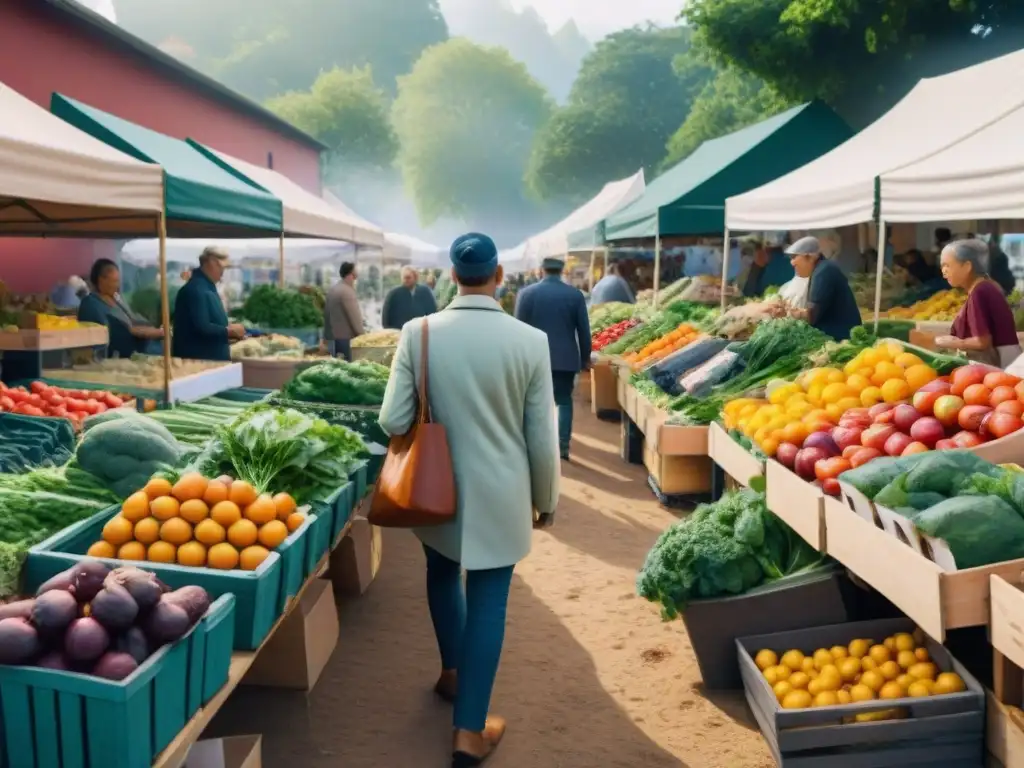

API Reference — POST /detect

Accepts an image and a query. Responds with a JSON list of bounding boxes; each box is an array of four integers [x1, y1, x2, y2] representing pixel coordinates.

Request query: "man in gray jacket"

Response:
[[382, 267, 438, 329], [324, 261, 364, 360]]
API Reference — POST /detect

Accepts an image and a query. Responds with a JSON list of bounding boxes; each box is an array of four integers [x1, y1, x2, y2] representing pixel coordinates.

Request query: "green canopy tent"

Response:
[[601, 101, 852, 303]]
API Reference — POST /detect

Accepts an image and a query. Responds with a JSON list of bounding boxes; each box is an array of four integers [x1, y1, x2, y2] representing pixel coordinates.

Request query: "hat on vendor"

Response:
[[785, 236, 822, 257], [198, 245, 231, 266], [450, 233, 498, 279], [541, 257, 565, 270]]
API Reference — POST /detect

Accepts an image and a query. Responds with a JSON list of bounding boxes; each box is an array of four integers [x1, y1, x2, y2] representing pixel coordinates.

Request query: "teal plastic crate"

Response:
[[24, 509, 313, 651], [351, 459, 369, 500], [303, 508, 331, 576], [214, 387, 275, 403], [0, 593, 234, 768]]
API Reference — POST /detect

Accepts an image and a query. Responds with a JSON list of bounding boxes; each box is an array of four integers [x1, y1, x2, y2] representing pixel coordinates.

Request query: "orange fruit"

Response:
[[227, 519, 259, 548], [239, 545, 270, 571], [147, 541, 177, 563], [143, 477, 173, 500], [210, 501, 242, 528], [150, 496, 180, 521], [207, 543, 240, 570], [273, 492, 297, 520], [194, 519, 226, 546], [257, 520, 289, 549], [177, 541, 207, 567], [179, 499, 210, 524], [203, 480, 229, 506], [160, 517, 193, 546], [102, 515, 134, 546], [122, 491, 151, 522], [244, 494, 277, 525], [229, 480, 258, 508], [87, 540, 116, 558], [134, 517, 161, 545], [904, 364, 937, 392], [171, 472, 208, 502], [286, 512, 306, 532], [117, 541, 146, 560]]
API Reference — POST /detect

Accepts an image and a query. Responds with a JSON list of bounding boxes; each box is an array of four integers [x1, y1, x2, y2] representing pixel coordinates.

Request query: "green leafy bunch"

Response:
[[283, 359, 390, 406], [241, 284, 323, 329]]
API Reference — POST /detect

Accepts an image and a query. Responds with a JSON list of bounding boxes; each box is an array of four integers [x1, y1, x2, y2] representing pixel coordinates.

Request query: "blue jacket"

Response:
[[590, 274, 634, 305], [172, 271, 230, 361], [515, 276, 591, 373], [382, 284, 437, 330]]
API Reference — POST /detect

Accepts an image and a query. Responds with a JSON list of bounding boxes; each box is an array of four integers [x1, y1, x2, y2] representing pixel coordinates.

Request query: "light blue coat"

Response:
[[377, 295, 560, 570]]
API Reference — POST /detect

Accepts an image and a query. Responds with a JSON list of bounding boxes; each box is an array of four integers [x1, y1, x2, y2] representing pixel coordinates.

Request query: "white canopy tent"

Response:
[[0, 82, 164, 236], [322, 191, 444, 266]]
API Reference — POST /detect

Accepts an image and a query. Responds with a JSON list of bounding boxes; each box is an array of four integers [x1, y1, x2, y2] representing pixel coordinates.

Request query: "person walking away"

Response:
[[515, 256, 591, 460], [378, 232, 559, 767], [786, 237, 861, 342], [172, 246, 246, 361], [323, 261, 363, 360], [589, 261, 634, 305], [381, 266, 438, 329]]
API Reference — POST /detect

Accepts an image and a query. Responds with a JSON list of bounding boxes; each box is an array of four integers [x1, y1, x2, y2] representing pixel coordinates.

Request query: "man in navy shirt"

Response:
[[786, 237, 861, 341]]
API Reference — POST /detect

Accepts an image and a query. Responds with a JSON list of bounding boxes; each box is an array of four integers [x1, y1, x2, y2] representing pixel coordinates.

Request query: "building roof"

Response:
[[40, 0, 327, 152]]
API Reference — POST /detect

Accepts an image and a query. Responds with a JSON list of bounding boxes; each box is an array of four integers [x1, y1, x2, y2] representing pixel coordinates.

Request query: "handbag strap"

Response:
[[418, 318, 431, 424]]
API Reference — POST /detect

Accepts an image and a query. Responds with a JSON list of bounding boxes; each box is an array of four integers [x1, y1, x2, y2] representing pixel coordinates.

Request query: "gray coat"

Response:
[[378, 295, 560, 570], [514, 276, 592, 373], [324, 280, 364, 342]]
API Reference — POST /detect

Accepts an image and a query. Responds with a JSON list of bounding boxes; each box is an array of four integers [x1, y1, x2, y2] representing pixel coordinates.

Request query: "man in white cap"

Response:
[[172, 246, 246, 361], [786, 236, 861, 341]]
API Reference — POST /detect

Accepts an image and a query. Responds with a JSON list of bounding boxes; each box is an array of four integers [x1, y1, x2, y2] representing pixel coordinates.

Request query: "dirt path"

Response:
[[210, 406, 774, 767]]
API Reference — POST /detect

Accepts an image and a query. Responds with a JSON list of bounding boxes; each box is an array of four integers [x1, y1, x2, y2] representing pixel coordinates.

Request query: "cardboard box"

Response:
[[765, 460, 826, 552], [643, 440, 711, 495], [331, 515, 383, 598], [243, 579, 339, 691], [185, 736, 261, 768], [708, 422, 764, 487], [590, 358, 618, 414]]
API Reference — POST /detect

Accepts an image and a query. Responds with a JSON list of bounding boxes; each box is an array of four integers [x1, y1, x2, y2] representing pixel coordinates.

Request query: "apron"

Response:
[[967, 344, 1023, 369]]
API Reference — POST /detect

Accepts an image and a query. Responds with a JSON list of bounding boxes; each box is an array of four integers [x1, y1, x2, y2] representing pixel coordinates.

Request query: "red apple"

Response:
[[849, 447, 884, 467], [839, 413, 872, 430], [794, 447, 830, 480], [901, 441, 930, 456], [909, 417, 945, 448], [842, 444, 863, 460], [951, 430, 985, 449], [831, 426, 864, 452], [884, 432, 915, 457], [933, 395, 966, 428], [935, 438, 958, 450], [950, 365, 989, 397], [919, 379, 952, 395], [912, 389, 943, 415], [869, 403, 895, 420], [776, 442, 799, 469], [958, 404, 992, 432], [892, 404, 923, 433], [985, 411, 1024, 440], [861, 424, 896, 452], [821, 477, 841, 497]]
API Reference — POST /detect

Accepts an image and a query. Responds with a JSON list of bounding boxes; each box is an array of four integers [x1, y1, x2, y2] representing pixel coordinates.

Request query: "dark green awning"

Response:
[[604, 101, 853, 241], [51, 94, 283, 236]]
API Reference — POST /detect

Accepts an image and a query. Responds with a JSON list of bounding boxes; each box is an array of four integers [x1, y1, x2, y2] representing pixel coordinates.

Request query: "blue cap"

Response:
[[450, 232, 498, 280], [541, 257, 565, 270]]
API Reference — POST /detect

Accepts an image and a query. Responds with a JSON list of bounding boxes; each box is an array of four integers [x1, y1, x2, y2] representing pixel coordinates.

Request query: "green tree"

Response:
[[392, 38, 553, 230], [525, 26, 710, 204]]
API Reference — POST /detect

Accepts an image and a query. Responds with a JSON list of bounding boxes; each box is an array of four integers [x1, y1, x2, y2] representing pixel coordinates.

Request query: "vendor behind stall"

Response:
[[739, 240, 794, 298], [172, 247, 246, 362], [935, 239, 1021, 367], [78, 259, 164, 359], [589, 262, 634, 305], [786, 236, 861, 341]]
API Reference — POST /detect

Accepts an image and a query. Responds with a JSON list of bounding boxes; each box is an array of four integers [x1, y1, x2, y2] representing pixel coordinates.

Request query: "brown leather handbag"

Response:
[[368, 318, 457, 527]]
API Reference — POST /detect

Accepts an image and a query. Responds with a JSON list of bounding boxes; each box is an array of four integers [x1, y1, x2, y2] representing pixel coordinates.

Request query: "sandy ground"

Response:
[[209, 405, 774, 768]]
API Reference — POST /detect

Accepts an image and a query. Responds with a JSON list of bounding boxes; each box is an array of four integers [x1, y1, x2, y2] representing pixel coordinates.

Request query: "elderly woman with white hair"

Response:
[[381, 265, 438, 329], [935, 239, 1021, 367]]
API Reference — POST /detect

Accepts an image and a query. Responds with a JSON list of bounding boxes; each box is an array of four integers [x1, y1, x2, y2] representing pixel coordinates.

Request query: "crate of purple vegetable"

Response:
[[0, 561, 235, 768]]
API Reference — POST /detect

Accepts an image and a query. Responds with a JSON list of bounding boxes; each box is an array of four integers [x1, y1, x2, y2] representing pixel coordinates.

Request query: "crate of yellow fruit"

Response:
[[24, 473, 318, 651], [737, 618, 983, 767]]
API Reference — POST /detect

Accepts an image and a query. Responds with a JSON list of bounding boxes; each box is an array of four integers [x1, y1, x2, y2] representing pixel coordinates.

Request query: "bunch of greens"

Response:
[[603, 301, 715, 355], [240, 284, 322, 329], [630, 375, 672, 408], [636, 487, 825, 619], [283, 359, 390, 406], [194, 405, 368, 504], [588, 302, 636, 334]]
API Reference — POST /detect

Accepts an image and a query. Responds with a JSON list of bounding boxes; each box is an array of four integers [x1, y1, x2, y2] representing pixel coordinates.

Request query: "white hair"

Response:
[[942, 239, 989, 276], [401, 266, 418, 280]]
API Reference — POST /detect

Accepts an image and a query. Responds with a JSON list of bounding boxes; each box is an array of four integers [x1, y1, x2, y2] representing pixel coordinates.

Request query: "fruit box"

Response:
[[0, 594, 235, 768], [737, 617, 985, 767], [766, 460, 826, 552], [24, 509, 314, 651], [709, 422, 765, 488]]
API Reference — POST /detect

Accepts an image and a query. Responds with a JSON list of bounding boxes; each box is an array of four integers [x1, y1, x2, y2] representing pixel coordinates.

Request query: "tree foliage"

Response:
[[391, 38, 553, 230], [525, 26, 710, 204]]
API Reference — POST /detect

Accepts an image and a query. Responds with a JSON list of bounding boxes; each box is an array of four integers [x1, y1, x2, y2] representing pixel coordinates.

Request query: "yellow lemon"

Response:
[[779, 649, 804, 671], [860, 670, 885, 693], [908, 662, 938, 681], [868, 645, 891, 665], [860, 657, 878, 672], [904, 365, 938, 391], [848, 639, 870, 659], [764, 667, 781, 685], [813, 691, 839, 707], [772, 664, 792, 681], [813, 649, 834, 671], [838, 657, 861, 682], [860, 387, 884, 407], [781, 690, 813, 710], [894, 352, 925, 368], [788, 672, 811, 691], [830, 645, 849, 661], [879, 681, 905, 700], [835, 397, 863, 414], [881, 378, 912, 404], [907, 680, 933, 697], [879, 661, 901, 681], [773, 680, 794, 701], [836, 689, 853, 704], [850, 683, 875, 702], [845, 374, 871, 393], [914, 648, 930, 663], [756, 649, 779, 671], [896, 650, 917, 670], [932, 672, 966, 694], [896, 674, 915, 690], [883, 636, 897, 651], [801, 657, 818, 675], [807, 678, 824, 697]]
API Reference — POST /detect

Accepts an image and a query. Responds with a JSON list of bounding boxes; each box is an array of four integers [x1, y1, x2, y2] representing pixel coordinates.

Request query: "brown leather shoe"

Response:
[[434, 669, 458, 703], [451, 716, 506, 767]]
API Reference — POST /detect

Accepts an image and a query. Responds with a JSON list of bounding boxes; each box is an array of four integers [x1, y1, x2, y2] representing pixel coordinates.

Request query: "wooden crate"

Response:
[[987, 691, 1024, 768], [708, 422, 764, 488], [765, 460, 826, 552], [0, 325, 108, 351], [642, 440, 711, 495], [576, 368, 592, 403], [590, 358, 618, 414]]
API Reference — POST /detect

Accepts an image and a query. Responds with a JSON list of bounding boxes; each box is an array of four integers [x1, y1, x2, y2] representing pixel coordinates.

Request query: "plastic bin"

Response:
[[0, 593, 234, 768], [214, 387, 276, 403]]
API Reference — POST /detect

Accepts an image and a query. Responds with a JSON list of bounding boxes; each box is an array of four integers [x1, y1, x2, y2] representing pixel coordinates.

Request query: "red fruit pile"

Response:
[[0, 380, 124, 427], [593, 318, 640, 351]]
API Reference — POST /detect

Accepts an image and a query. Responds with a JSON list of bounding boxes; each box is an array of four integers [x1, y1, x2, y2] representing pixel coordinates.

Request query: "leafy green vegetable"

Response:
[[240, 284, 322, 329], [74, 418, 184, 498], [282, 359, 390, 406], [913, 496, 1024, 569]]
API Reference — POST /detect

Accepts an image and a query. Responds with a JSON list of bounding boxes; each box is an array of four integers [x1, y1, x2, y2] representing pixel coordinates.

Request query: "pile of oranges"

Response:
[[624, 323, 702, 370], [88, 472, 304, 571]]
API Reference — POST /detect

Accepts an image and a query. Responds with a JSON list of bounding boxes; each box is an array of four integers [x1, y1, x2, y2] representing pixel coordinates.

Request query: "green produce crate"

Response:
[[24, 509, 313, 650], [351, 459, 369, 500], [0, 593, 234, 768], [214, 386, 276, 403], [304, 507, 331, 576]]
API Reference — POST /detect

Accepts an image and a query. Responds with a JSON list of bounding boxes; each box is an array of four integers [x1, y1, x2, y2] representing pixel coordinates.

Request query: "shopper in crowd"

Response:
[[589, 261, 635, 305], [515, 256, 591, 461], [378, 232, 559, 767], [786, 236, 861, 341], [79, 259, 164, 359], [172, 246, 245, 361], [935, 239, 1021, 367], [381, 266, 437, 329], [323, 261, 364, 361], [935, 227, 953, 255], [988, 241, 1017, 295]]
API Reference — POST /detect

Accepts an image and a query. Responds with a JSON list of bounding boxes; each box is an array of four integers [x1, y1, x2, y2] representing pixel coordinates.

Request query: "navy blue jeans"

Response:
[[332, 339, 352, 361], [424, 545, 514, 732], [551, 371, 577, 455]]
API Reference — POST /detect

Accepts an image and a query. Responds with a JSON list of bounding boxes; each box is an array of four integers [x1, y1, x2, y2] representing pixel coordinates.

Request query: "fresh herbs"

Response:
[[240, 284, 322, 329], [282, 360, 390, 406]]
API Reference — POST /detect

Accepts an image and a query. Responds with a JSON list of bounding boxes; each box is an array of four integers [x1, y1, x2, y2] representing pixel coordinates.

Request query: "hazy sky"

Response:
[[510, 0, 681, 36]]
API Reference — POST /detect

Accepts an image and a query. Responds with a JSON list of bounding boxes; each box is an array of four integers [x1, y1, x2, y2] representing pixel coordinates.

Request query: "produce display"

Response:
[[0, 381, 127, 426], [230, 334, 305, 360], [87, 473, 303, 571], [0, 561, 210, 679], [753, 629, 966, 714], [33, 315, 99, 331], [282, 359, 390, 406], [647, 338, 731, 396], [636, 489, 824, 618], [624, 323, 702, 369], [602, 301, 716, 356], [239, 284, 322, 329], [352, 330, 401, 348], [270, 397, 390, 447], [588, 302, 636, 334], [593, 319, 641, 351], [48, 355, 230, 390], [144, 397, 253, 446], [850, 272, 905, 312], [882, 289, 965, 321], [0, 413, 76, 472], [709, 298, 789, 340]]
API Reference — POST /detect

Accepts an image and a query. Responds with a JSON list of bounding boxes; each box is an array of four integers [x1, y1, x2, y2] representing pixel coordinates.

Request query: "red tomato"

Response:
[[93, 402, 108, 414], [6, 389, 28, 403], [821, 477, 841, 497], [0, 396, 13, 411], [19, 405, 44, 417], [81, 399, 100, 415], [849, 447, 884, 468], [814, 456, 852, 482], [986, 412, 1024, 440], [101, 392, 123, 408], [841, 444, 862, 460], [990, 386, 1018, 408], [26, 394, 44, 408], [29, 381, 47, 394], [984, 371, 1021, 390], [996, 400, 1024, 418], [65, 398, 87, 412], [962, 384, 992, 407]]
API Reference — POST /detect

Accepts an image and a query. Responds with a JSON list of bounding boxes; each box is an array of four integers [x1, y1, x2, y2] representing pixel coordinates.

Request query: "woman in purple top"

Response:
[[935, 239, 1021, 368]]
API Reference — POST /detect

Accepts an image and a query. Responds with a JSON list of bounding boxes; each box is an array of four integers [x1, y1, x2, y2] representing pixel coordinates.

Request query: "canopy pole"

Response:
[[587, 249, 596, 292], [873, 221, 887, 333], [653, 231, 662, 308], [158, 213, 172, 406], [278, 233, 285, 288], [720, 228, 731, 311]]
